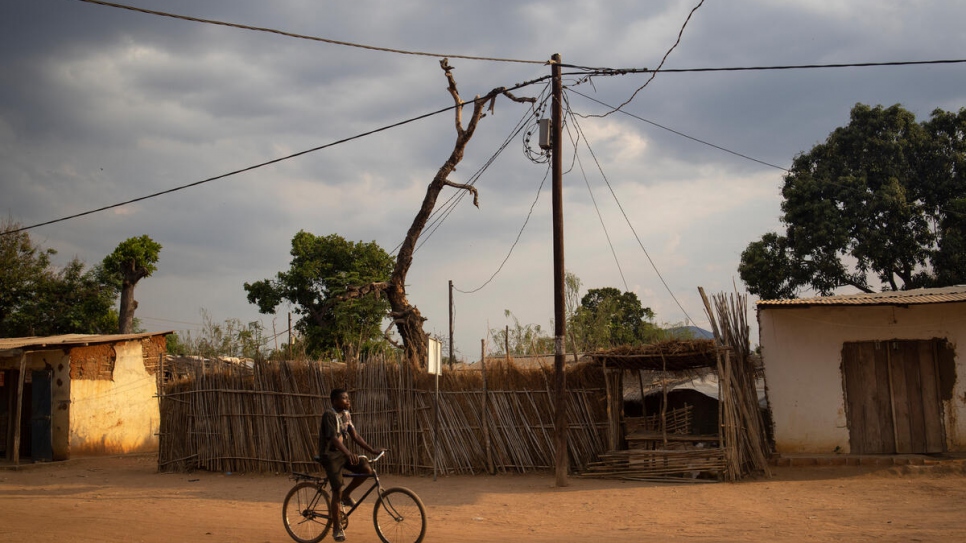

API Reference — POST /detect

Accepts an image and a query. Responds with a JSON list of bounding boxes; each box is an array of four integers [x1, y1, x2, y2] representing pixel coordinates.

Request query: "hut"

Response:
[[580, 290, 772, 482], [0, 332, 170, 465]]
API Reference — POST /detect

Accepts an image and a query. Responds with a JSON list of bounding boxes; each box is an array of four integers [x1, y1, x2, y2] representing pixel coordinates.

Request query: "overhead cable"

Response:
[[563, 112, 629, 292], [76, 0, 546, 65], [568, 89, 789, 172], [590, 0, 706, 117], [390, 83, 551, 257], [411, 100, 541, 256], [6, 74, 553, 236], [565, 58, 966, 75], [453, 164, 551, 294], [4, 103, 453, 235], [567, 102, 697, 327]]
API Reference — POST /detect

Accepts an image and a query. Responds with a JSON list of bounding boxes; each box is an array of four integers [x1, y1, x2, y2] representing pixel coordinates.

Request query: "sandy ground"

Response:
[[1, 454, 965, 543]]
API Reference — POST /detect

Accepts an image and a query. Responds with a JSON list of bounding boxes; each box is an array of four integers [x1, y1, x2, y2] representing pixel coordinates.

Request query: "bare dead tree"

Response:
[[344, 59, 535, 365]]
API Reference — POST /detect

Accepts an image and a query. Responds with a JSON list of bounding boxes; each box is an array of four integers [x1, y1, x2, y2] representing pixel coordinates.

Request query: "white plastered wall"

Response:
[[69, 341, 160, 455], [759, 302, 966, 454]]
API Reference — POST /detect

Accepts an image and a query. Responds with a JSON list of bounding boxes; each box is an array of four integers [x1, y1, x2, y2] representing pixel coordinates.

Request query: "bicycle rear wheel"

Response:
[[373, 487, 427, 543], [282, 481, 332, 543]]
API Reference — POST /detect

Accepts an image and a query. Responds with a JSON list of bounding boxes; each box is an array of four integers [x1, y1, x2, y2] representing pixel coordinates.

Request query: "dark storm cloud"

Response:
[[2, 0, 964, 355]]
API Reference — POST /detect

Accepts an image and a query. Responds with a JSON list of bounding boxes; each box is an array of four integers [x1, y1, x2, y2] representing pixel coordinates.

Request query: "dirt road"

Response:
[[1, 454, 964, 542]]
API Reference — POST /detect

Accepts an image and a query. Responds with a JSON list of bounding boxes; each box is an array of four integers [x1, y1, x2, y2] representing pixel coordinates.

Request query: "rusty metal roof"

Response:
[[0, 332, 173, 356], [757, 285, 966, 308]]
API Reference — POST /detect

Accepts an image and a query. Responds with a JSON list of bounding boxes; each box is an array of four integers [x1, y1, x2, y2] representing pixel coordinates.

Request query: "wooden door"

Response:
[[30, 370, 53, 462], [842, 340, 946, 454]]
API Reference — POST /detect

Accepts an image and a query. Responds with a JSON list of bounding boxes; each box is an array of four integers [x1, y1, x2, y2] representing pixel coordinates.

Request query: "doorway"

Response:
[[842, 339, 951, 454], [1, 368, 54, 462]]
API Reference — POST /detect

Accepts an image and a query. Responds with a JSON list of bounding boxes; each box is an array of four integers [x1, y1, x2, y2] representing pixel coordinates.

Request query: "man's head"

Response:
[[330, 388, 349, 411]]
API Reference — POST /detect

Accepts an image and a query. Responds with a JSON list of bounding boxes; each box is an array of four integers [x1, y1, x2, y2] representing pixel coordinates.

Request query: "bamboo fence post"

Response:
[[481, 340, 494, 474], [156, 353, 164, 473], [603, 360, 614, 451], [638, 370, 646, 420], [504, 327, 510, 362], [660, 350, 669, 449]]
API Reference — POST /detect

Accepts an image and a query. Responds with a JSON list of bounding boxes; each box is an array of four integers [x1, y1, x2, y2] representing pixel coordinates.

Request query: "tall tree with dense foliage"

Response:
[[34, 260, 120, 335], [570, 286, 658, 351], [0, 219, 54, 335], [102, 235, 162, 333], [244, 231, 395, 359], [1, 220, 119, 336], [739, 103, 966, 299]]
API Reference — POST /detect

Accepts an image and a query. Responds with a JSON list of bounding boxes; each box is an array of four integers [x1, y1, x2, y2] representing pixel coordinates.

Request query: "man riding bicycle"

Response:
[[318, 388, 385, 542]]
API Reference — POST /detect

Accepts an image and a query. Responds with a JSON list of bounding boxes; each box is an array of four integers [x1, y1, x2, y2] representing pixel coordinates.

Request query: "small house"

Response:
[[758, 286, 966, 456], [0, 332, 170, 464]]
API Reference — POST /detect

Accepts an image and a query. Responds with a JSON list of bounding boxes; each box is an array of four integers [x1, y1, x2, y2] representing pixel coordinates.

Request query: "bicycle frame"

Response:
[[284, 451, 426, 543], [290, 452, 387, 521], [339, 471, 382, 517]]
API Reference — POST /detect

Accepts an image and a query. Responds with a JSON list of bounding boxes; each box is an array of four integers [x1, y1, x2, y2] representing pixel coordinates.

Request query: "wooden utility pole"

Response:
[[448, 280, 454, 366], [550, 53, 569, 487]]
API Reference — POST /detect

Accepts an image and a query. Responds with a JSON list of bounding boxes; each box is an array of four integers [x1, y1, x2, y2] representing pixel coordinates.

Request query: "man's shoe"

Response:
[[333, 527, 346, 542], [340, 496, 356, 508]]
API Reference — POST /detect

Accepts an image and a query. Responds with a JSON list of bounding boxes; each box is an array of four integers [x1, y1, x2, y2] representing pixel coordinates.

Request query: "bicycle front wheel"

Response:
[[373, 487, 427, 543], [282, 481, 332, 543]]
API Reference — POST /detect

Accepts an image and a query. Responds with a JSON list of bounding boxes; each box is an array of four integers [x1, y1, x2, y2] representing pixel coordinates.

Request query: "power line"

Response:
[[411, 99, 537, 254], [5, 73, 554, 236], [568, 88, 790, 172], [3, 103, 456, 235], [76, 0, 546, 65], [567, 103, 697, 327], [138, 315, 204, 327], [408, 85, 551, 257], [454, 164, 551, 295], [565, 58, 966, 74], [562, 109, 629, 292], [589, 0, 706, 117]]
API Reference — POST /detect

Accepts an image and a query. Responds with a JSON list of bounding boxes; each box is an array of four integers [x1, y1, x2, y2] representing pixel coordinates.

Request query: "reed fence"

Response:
[[157, 356, 609, 475]]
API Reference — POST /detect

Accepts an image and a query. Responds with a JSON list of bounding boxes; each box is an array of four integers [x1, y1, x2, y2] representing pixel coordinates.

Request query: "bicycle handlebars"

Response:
[[358, 450, 387, 462]]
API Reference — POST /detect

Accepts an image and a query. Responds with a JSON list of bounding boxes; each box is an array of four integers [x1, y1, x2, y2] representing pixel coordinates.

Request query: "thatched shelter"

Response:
[[580, 290, 772, 482]]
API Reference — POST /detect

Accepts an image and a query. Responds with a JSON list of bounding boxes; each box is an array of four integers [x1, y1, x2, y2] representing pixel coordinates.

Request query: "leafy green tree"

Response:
[[920, 107, 966, 286], [172, 310, 268, 360], [570, 287, 658, 351], [37, 260, 120, 335], [564, 272, 584, 360], [0, 219, 55, 335], [244, 231, 395, 359], [1, 220, 119, 336], [165, 331, 189, 356], [739, 103, 966, 299], [489, 310, 553, 356], [102, 235, 162, 333]]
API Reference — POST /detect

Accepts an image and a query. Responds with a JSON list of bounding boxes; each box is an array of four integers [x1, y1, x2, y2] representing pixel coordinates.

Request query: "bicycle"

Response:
[[282, 451, 427, 543]]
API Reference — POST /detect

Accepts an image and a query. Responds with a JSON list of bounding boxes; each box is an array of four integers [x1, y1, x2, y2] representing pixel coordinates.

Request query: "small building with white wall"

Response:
[[758, 286, 965, 456], [0, 332, 170, 464]]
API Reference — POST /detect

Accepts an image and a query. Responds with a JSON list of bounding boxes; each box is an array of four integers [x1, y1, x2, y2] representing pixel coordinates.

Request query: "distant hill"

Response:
[[665, 326, 714, 340]]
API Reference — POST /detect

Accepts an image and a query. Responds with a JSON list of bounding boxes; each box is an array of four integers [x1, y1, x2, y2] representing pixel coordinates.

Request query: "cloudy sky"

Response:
[[2, 0, 965, 359]]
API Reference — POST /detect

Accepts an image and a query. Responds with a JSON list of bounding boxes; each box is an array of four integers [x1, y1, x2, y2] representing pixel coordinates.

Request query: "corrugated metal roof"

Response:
[[757, 285, 966, 308], [0, 331, 173, 355]]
